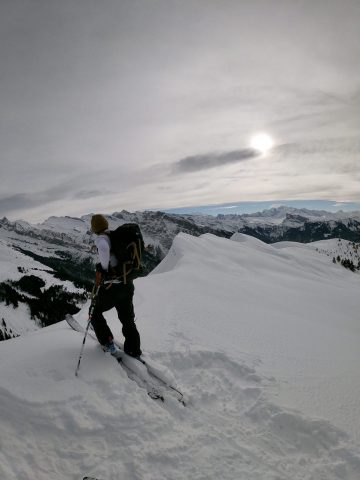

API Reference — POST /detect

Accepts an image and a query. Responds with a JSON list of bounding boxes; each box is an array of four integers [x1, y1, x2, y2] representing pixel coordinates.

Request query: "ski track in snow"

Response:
[[1, 233, 360, 479], [1, 326, 360, 480]]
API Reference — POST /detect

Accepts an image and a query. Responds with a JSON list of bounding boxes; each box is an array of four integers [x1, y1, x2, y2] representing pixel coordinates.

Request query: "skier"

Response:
[[90, 214, 142, 357]]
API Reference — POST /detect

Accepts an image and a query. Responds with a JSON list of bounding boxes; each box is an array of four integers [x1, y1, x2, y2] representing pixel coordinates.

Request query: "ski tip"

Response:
[[148, 390, 165, 402]]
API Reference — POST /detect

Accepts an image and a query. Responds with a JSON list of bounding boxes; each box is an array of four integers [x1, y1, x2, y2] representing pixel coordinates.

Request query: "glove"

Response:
[[95, 263, 107, 286], [95, 270, 102, 287]]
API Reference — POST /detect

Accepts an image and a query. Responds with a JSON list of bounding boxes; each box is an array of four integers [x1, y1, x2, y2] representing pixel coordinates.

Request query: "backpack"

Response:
[[108, 223, 145, 284]]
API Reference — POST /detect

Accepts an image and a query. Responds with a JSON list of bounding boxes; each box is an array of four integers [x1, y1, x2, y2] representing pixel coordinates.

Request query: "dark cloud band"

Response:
[[0, 188, 106, 216], [173, 148, 259, 173]]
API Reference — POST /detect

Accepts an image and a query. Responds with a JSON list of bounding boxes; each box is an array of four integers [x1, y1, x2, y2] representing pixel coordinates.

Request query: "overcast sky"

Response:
[[1, 0, 359, 222]]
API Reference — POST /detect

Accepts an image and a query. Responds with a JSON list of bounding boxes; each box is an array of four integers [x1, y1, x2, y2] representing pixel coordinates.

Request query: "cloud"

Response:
[[0, 188, 73, 216], [0, 193, 43, 215], [0, 187, 108, 217], [173, 149, 259, 173], [1, 1, 359, 222], [73, 190, 107, 200]]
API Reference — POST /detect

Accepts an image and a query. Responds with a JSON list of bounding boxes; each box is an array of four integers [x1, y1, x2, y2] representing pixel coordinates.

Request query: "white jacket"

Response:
[[95, 231, 118, 271]]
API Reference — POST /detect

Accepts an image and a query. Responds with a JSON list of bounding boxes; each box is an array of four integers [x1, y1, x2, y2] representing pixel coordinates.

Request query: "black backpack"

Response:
[[108, 223, 145, 284]]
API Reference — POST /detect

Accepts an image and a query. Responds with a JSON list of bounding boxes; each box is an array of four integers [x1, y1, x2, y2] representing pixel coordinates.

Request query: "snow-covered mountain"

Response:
[[1, 206, 359, 264], [239, 208, 360, 243], [0, 238, 86, 340], [1, 232, 359, 479], [1, 207, 359, 340]]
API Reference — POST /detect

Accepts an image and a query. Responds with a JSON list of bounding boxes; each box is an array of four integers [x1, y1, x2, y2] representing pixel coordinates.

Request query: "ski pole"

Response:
[[75, 284, 101, 377]]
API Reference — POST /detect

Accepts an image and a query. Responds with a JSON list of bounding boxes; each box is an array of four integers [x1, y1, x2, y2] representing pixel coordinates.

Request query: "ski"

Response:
[[66, 315, 164, 402], [112, 338, 187, 406], [110, 348, 165, 402]]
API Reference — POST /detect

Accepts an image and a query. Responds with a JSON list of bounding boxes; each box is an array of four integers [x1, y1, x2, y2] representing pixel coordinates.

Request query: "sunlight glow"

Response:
[[251, 133, 274, 153]]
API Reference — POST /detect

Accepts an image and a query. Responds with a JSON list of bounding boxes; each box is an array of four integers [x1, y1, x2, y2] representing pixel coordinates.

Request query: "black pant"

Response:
[[91, 281, 141, 356]]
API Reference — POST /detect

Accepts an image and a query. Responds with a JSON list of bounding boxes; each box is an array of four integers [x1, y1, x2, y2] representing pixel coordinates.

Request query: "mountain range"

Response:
[[1, 207, 359, 340], [1, 205, 360, 262]]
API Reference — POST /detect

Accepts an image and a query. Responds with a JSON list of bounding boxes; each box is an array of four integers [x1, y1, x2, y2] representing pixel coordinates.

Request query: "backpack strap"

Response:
[[121, 241, 142, 284], [128, 240, 142, 268]]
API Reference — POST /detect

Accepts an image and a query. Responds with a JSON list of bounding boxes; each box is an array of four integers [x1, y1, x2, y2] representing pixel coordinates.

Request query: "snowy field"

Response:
[[0, 239, 83, 337], [1, 233, 360, 480]]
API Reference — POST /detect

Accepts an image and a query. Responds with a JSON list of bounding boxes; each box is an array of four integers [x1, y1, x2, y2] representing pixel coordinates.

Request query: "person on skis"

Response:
[[90, 214, 142, 357]]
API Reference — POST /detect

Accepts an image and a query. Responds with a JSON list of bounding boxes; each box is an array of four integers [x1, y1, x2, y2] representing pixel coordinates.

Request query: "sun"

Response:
[[251, 133, 274, 153]]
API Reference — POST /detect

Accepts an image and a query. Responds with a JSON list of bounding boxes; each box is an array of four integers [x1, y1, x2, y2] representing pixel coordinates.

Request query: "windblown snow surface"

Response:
[[1, 233, 360, 480]]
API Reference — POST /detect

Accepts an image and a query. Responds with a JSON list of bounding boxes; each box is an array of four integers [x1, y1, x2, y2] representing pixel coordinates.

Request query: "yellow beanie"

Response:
[[91, 214, 109, 234]]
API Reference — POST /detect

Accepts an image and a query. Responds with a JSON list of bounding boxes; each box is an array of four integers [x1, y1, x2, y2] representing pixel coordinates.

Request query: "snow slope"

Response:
[[0, 239, 83, 337], [1, 233, 360, 480]]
